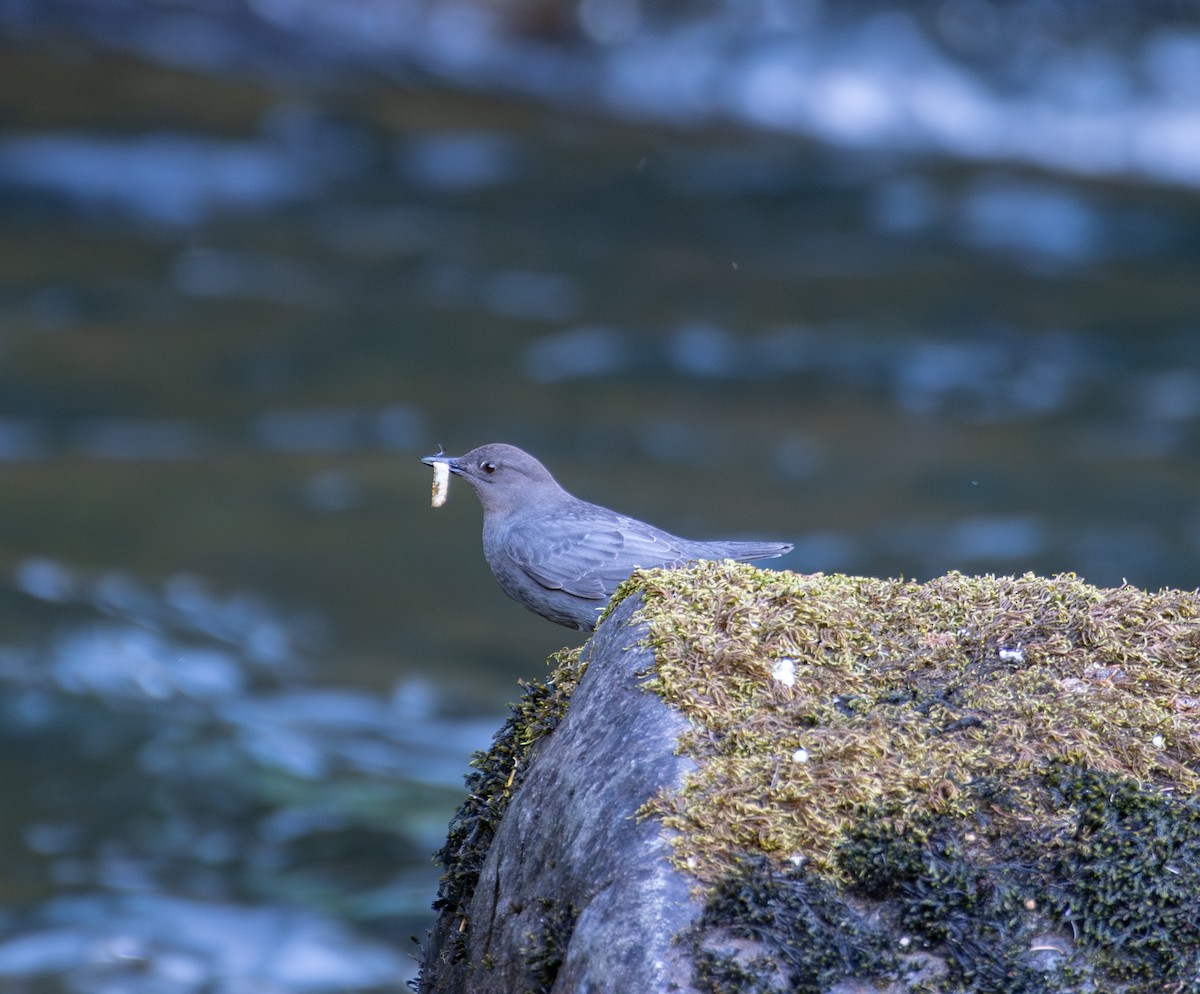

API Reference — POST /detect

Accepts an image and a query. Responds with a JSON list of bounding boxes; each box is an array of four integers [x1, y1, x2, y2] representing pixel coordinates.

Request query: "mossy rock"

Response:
[[420, 564, 1200, 994]]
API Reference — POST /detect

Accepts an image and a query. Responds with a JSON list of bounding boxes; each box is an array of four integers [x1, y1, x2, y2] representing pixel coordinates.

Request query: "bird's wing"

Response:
[[506, 513, 691, 599]]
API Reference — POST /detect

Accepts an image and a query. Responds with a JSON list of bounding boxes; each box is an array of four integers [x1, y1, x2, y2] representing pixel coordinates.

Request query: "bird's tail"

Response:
[[711, 540, 793, 563]]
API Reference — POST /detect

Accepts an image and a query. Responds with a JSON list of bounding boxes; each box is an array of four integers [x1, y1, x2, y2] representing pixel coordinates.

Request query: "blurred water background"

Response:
[[1, 0, 1199, 990]]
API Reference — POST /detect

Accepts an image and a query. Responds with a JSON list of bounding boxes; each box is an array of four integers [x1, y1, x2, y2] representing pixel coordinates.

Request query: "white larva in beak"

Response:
[[431, 460, 450, 508]]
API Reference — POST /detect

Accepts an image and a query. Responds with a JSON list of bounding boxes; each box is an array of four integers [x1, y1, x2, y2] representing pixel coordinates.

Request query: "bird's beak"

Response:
[[421, 451, 463, 475]]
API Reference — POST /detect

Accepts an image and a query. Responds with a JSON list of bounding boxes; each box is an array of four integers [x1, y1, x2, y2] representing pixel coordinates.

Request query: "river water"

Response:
[[1, 2, 1199, 990]]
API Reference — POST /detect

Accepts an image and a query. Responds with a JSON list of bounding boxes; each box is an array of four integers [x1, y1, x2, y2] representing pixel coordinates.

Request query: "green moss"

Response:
[[431, 646, 586, 946], [606, 563, 1200, 992]]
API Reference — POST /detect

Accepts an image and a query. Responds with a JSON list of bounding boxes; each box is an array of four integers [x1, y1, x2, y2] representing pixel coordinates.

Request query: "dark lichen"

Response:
[[838, 805, 1056, 994], [834, 769, 1200, 992], [1042, 767, 1200, 989], [429, 647, 586, 950], [686, 856, 896, 994], [518, 897, 579, 994]]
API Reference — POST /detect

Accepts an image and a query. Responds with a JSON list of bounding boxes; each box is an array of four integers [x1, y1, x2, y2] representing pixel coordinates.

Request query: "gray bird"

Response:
[[421, 443, 793, 631]]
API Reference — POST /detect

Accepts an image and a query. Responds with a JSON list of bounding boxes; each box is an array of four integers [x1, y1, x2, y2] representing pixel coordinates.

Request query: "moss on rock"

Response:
[[609, 563, 1200, 992], [428, 564, 1200, 993]]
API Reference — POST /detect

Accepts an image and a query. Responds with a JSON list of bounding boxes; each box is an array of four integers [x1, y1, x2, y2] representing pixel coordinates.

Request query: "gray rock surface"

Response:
[[419, 593, 703, 993]]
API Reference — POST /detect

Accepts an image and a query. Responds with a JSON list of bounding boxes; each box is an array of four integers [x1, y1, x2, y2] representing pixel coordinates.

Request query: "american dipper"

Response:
[[421, 443, 793, 631]]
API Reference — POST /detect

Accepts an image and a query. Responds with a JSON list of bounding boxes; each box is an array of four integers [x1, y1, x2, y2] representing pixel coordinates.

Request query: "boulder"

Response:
[[420, 563, 1200, 994]]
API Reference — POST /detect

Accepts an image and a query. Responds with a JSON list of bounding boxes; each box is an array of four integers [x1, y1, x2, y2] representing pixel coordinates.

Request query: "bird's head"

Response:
[[421, 443, 561, 514]]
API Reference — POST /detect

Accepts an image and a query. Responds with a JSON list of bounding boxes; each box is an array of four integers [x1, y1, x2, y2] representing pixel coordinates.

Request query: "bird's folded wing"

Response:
[[507, 517, 689, 599]]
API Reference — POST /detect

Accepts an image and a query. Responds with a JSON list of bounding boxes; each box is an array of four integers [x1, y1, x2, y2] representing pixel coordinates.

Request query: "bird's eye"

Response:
[[481, 460, 497, 474]]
